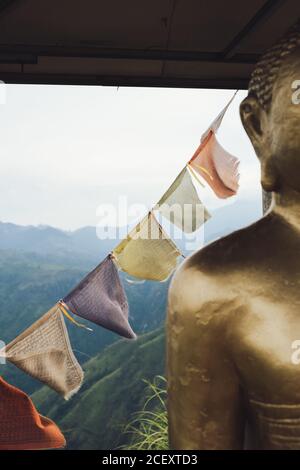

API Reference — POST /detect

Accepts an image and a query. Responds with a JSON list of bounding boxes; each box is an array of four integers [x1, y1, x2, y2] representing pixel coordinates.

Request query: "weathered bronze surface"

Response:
[[167, 24, 300, 449]]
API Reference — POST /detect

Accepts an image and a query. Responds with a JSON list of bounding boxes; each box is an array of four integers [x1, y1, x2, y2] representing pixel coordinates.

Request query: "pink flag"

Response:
[[189, 132, 239, 199]]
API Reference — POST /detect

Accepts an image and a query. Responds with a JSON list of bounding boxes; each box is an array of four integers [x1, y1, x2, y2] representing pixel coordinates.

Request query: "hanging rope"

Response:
[[58, 301, 93, 332]]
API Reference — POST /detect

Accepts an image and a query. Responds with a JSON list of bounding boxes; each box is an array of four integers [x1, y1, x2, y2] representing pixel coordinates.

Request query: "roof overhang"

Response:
[[0, 0, 299, 88]]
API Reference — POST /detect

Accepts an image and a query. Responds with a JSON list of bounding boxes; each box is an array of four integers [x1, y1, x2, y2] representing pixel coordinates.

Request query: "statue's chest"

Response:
[[231, 295, 300, 403]]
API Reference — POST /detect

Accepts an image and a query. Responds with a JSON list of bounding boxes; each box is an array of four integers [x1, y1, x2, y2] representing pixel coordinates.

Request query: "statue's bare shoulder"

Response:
[[170, 216, 263, 308], [168, 211, 294, 326]]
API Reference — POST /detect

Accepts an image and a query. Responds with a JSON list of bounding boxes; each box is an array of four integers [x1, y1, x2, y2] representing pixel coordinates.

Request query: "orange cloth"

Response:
[[0, 376, 66, 450], [189, 132, 240, 199]]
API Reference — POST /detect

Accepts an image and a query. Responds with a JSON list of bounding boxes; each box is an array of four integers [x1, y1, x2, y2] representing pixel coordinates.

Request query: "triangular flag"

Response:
[[189, 133, 239, 199], [154, 167, 210, 233], [201, 91, 238, 142], [0, 377, 65, 450], [63, 255, 136, 339], [113, 212, 181, 281], [4, 304, 83, 400]]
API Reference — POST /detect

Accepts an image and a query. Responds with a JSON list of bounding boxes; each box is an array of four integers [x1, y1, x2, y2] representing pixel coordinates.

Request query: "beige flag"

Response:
[[4, 304, 83, 400], [113, 212, 181, 281], [201, 91, 238, 142], [154, 167, 210, 233]]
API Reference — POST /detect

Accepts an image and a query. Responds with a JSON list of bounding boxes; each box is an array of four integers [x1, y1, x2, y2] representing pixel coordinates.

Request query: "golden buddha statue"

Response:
[[167, 21, 300, 450]]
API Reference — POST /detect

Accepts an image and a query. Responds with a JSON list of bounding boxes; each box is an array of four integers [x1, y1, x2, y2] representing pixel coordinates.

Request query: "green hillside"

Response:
[[32, 328, 165, 449]]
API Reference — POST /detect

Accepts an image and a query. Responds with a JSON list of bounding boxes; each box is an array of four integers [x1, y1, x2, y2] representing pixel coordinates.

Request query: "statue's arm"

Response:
[[167, 268, 246, 450]]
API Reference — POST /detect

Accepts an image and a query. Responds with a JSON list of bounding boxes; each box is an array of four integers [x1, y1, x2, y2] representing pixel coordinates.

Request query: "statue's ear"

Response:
[[240, 96, 267, 154], [240, 95, 280, 191]]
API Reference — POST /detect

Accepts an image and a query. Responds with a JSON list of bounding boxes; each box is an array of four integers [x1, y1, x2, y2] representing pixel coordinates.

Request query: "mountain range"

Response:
[[0, 198, 261, 257]]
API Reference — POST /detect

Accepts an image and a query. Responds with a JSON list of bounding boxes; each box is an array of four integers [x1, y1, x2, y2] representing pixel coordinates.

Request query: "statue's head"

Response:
[[240, 20, 300, 194]]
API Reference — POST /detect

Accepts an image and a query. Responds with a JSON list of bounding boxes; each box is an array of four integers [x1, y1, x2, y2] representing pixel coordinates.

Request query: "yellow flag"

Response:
[[113, 212, 181, 281]]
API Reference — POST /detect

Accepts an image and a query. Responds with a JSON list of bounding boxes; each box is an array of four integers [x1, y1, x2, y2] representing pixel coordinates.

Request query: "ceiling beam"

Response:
[[222, 0, 285, 58], [0, 44, 260, 64], [0, 71, 249, 89], [0, 53, 36, 63]]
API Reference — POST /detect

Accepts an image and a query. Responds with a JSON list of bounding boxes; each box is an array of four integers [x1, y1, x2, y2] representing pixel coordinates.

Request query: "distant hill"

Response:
[[0, 198, 261, 257], [32, 328, 165, 450], [202, 198, 261, 244], [0, 222, 114, 261]]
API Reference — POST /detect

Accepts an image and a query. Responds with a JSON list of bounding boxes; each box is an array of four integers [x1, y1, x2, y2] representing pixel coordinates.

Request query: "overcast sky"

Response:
[[0, 85, 261, 230]]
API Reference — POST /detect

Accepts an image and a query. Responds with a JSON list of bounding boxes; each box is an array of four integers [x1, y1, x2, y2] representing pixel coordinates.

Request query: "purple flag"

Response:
[[63, 255, 136, 339]]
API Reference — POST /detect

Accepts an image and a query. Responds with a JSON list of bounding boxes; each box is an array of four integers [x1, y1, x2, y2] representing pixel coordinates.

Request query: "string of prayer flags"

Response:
[[189, 132, 240, 199], [201, 90, 238, 142], [154, 167, 211, 233], [113, 211, 182, 281], [63, 254, 136, 339], [4, 304, 83, 400], [0, 377, 65, 450]]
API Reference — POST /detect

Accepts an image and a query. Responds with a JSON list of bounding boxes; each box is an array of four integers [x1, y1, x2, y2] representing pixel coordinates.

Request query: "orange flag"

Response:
[[0, 376, 65, 450], [189, 132, 239, 199]]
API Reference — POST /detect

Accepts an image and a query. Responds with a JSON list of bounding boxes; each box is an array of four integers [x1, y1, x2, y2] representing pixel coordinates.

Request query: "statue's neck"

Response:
[[272, 188, 300, 231]]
